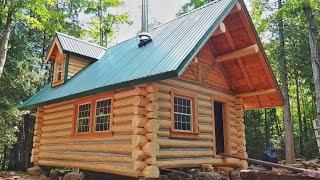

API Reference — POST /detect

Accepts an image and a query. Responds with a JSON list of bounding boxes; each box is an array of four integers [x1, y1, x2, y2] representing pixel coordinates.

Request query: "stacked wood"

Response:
[[31, 107, 44, 164], [131, 84, 160, 178], [235, 97, 248, 169]]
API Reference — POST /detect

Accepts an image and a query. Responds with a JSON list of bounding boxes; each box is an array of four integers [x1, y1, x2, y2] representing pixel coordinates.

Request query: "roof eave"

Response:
[[20, 70, 179, 109]]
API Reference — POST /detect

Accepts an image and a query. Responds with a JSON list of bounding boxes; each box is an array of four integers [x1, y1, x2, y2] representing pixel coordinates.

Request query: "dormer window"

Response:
[[52, 54, 66, 86], [57, 62, 63, 81]]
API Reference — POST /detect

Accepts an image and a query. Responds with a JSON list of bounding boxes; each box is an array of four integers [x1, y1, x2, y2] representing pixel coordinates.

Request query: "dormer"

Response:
[[46, 32, 106, 87]]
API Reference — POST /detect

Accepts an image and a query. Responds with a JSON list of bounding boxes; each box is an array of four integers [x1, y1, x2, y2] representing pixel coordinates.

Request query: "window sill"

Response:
[[170, 130, 199, 139]]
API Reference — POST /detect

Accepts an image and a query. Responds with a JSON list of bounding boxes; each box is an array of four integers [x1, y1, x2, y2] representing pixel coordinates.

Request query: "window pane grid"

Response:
[[57, 63, 63, 81], [77, 103, 90, 133], [174, 96, 192, 131], [95, 99, 111, 132]]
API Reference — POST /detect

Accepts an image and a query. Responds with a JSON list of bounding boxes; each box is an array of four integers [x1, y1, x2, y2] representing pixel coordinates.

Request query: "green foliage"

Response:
[[83, 0, 132, 46]]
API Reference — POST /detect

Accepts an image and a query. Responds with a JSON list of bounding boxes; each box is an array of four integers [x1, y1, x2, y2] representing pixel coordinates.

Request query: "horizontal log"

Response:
[[157, 130, 170, 137], [113, 106, 147, 116], [143, 142, 159, 156], [114, 96, 148, 108], [39, 152, 133, 163], [133, 160, 147, 170], [197, 100, 212, 108], [38, 160, 138, 177], [157, 158, 240, 169], [132, 135, 147, 147], [42, 130, 70, 138], [43, 100, 72, 109], [132, 149, 147, 160], [113, 115, 134, 123], [159, 120, 171, 129], [146, 93, 158, 101], [146, 111, 158, 119], [43, 104, 73, 114], [158, 92, 171, 101], [198, 116, 213, 123], [198, 108, 212, 115], [158, 101, 171, 110], [146, 103, 159, 112], [236, 88, 277, 97], [156, 83, 172, 92], [145, 132, 157, 141], [115, 87, 147, 99], [157, 111, 170, 118], [132, 115, 147, 128], [145, 156, 156, 165], [112, 124, 132, 133], [40, 144, 133, 154], [42, 123, 71, 132], [133, 128, 147, 135], [43, 110, 73, 121], [157, 150, 213, 159], [40, 135, 132, 145], [161, 80, 235, 102], [144, 120, 159, 133], [158, 139, 213, 148], [146, 84, 158, 93], [199, 125, 213, 133], [215, 44, 259, 63], [42, 117, 72, 125]]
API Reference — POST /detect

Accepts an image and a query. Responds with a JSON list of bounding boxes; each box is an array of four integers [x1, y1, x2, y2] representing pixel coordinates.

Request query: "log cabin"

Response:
[[21, 0, 284, 178]]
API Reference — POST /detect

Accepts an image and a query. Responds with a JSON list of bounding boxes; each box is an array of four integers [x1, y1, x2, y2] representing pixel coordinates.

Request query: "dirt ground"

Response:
[[0, 172, 40, 180]]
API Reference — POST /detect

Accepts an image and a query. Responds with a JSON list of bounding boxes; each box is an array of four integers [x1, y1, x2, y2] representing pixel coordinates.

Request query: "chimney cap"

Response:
[[138, 32, 152, 48]]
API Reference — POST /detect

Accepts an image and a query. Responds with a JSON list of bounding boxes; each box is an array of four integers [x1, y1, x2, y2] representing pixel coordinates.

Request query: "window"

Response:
[[57, 62, 63, 81], [170, 90, 199, 138], [95, 99, 111, 132], [77, 103, 91, 133], [73, 93, 113, 138], [174, 96, 192, 131]]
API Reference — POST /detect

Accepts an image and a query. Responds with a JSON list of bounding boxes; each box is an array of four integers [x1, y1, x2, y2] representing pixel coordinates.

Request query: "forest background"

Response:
[[0, 0, 319, 170]]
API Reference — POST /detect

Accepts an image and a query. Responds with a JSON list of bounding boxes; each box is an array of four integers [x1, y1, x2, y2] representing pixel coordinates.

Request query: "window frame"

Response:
[[72, 93, 114, 138], [170, 90, 199, 139], [52, 54, 65, 86]]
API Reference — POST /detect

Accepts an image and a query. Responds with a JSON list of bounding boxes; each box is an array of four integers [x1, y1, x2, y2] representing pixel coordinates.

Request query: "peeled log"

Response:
[[132, 128, 147, 135], [132, 149, 147, 160], [145, 132, 157, 141], [212, 23, 226, 36], [145, 156, 156, 165], [132, 135, 147, 147], [146, 84, 158, 93], [215, 44, 259, 63], [141, 166, 160, 178], [132, 115, 147, 128], [142, 142, 159, 156], [146, 93, 158, 101], [133, 160, 147, 170], [144, 120, 159, 133], [146, 103, 159, 112]]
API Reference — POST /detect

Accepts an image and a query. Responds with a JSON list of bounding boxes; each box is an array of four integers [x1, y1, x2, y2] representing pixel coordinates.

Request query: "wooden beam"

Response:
[[236, 89, 277, 97], [212, 23, 226, 37], [207, 39, 233, 90], [215, 44, 259, 63]]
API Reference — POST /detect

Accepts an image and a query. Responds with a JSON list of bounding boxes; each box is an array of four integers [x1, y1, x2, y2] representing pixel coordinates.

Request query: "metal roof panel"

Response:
[[21, 0, 237, 108]]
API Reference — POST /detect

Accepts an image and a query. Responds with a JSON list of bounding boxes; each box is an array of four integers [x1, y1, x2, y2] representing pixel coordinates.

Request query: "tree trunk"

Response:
[[0, 0, 16, 78], [295, 76, 304, 156], [277, 0, 295, 164], [303, 5, 320, 124], [264, 109, 270, 147]]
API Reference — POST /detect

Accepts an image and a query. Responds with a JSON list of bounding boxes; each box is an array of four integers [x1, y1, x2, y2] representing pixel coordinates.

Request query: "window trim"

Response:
[[52, 54, 66, 86], [72, 93, 113, 138], [170, 90, 199, 139]]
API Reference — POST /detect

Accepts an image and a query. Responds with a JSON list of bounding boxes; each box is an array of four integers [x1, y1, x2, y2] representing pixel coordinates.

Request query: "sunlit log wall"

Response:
[[154, 78, 248, 169]]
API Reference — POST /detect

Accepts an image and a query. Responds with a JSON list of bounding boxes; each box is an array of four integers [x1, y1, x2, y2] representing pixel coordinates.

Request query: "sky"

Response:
[[85, 0, 251, 46]]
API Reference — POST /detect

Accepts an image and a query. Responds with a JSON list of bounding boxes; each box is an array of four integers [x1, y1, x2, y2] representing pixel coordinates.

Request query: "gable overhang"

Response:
[[176, 0, 284, 109]]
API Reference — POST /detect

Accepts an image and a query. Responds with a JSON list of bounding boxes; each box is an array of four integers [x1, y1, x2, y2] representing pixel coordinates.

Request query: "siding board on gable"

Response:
[[67, 56, 90, 79]]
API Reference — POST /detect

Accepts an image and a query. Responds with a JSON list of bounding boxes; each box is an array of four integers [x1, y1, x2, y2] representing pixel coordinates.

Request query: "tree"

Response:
[[277, 0, 295, 164], [84, 0, 131, 47], [0, 0, 17, 78]]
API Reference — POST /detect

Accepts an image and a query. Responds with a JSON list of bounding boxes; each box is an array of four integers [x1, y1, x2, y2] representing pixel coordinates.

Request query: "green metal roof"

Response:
[[21, 0, 237, 108], [56, 32, 106, 60]]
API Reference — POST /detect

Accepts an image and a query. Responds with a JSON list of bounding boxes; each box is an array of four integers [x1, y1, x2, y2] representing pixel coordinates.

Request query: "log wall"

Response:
[[154, 78, 247, 169]]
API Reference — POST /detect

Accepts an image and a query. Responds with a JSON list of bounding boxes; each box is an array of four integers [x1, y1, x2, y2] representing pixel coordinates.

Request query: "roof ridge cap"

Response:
[[56, 32, 107, 50], [150, 0, 223, 31]]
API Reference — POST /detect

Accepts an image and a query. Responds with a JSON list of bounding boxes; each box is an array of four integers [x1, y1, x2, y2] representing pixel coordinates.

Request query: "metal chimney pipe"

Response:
[[141, 0, 148, 33], [138, 0, 152, 47]]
